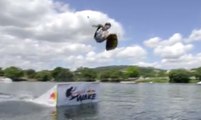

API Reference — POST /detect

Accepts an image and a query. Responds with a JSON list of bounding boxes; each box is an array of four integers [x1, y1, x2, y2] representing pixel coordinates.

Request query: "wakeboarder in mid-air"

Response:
[[92, 22, 118, 50]]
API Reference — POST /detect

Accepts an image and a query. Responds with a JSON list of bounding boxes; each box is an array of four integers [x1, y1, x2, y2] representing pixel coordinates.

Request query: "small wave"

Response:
[[0, 93, 13, 99], [0, 92, 35, 103], [0, 93, 16, 102], [18, 94, 35, 100]]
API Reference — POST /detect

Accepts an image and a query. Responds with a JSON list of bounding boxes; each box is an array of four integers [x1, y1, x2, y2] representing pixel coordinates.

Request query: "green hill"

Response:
[[92, 65, 167, 77]]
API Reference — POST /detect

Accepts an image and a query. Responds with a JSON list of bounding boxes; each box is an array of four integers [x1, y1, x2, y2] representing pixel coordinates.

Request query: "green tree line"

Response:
[[0, 66, 140, 82], [0, 66, 201, 83]]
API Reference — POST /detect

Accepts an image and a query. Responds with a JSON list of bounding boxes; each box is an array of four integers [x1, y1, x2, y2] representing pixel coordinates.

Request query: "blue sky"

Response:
[[1, 0, 201, 70], [62, 0, 201, 38]]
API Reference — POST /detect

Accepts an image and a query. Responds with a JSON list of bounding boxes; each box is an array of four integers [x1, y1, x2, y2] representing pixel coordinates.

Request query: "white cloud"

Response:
[[154, 42, 193, 59], [160, 53, 201, 69], [164, 33, 182, 45], [144, 33, 183, 48], [2, 0, 200, 70], [116, 45, 147, 59], [0, 0, 147, 70], [144, 37, 161, 48], [133, 53, 201, 70], [69, 45, 147, 69], [0, 0, 53, 27], [0, 34, 94, 70], [188, 29, 201, 42], [143, 30, 201, 69], [0, 0, 124, 43], [144, 33, 193, 59]]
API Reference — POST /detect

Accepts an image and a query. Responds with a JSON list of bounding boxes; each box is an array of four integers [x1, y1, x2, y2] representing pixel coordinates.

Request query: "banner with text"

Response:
[[57, 83, 99, 106]]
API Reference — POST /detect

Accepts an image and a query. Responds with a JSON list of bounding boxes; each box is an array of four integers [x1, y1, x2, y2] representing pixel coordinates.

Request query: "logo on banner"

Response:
[[65, 86, 96, 102], [49, 89, 57, 104]]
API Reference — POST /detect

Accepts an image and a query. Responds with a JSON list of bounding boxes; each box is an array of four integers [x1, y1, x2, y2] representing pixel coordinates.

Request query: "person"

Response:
[[93, 22, 111, 43]]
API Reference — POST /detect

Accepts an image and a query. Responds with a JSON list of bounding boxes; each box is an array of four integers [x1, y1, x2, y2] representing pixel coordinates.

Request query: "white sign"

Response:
[[57, 83, 99, 106], [34, 82, 100, 107]]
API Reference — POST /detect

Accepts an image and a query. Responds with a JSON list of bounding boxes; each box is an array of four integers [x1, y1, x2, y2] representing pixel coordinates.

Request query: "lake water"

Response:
[[0, 82, 201, 120]]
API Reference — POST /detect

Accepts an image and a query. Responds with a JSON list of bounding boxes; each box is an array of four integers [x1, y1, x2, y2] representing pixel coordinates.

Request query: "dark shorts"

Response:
[[94, 32, 106, 43]]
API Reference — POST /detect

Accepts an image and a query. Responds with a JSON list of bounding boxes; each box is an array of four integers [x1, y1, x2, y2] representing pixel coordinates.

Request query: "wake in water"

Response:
[[0, 91, 55, 108], [0, 92, 35, 103], [0, 93, 14, 99]]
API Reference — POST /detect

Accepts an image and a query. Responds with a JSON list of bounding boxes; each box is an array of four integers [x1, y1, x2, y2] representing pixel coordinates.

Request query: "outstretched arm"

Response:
[[92, 24, 103, 28]]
